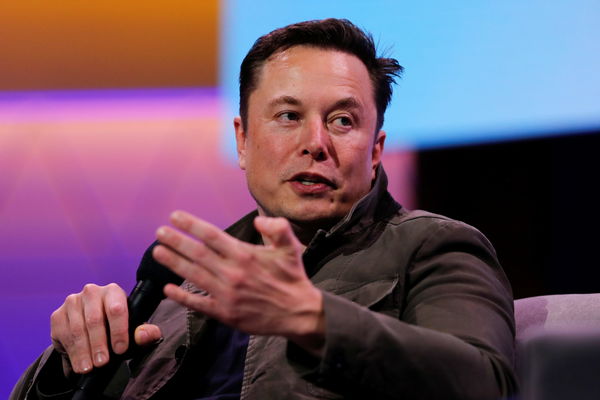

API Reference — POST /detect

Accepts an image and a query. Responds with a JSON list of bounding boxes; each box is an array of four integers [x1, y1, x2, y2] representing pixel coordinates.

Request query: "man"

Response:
[[12, 19, 517, 399]]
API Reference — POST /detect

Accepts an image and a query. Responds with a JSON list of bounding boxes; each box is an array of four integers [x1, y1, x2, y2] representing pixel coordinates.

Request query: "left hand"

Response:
[[152, 211, 325, 353]]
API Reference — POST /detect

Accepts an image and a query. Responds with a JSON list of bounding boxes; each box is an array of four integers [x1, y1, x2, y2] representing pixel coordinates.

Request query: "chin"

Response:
[[282, 207, 346, 227], [257, 195, 349, 224]]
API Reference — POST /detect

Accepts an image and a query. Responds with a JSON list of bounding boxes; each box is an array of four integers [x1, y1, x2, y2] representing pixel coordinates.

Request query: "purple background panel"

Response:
[[0, 88, 256, 395]]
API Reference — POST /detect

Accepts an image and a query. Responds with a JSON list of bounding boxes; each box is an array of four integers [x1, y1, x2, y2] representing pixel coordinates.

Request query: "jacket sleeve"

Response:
[[293, 218, 517, 399], [9, 346, 76, 400]]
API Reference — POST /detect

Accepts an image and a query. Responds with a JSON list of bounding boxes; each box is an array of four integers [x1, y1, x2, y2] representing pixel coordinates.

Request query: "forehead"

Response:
[[250, 45, 375, 108]]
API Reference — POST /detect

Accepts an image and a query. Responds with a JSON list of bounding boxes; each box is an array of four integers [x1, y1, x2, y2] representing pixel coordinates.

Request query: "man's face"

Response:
[[235, 45, 385, 228]]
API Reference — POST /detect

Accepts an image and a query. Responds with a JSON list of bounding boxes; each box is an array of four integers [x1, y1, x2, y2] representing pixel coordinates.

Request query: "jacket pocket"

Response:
[[332, 277, 399, 309], [306, 382, 345, 399]]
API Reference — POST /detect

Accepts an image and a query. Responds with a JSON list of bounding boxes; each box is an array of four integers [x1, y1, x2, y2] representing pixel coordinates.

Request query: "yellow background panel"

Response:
[[0, 1, 218, 90]]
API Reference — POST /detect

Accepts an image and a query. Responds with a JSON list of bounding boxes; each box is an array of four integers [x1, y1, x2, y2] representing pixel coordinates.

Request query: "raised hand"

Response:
[[153, 211, 325, 355]]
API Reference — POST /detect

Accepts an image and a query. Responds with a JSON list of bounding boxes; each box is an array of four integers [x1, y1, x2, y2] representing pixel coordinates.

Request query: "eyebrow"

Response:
[[268, 95, 301, 108], [267, 96, 363, 112], [329, 97, 362, 113]]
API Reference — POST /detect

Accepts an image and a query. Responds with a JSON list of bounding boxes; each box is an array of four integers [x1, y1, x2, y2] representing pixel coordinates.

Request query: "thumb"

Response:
[[254, 216, 298, 249], [134, 323, 163, 346]]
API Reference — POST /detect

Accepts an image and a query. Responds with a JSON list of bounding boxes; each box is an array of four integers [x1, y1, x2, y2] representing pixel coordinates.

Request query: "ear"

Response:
[[234, 116, 247, 170], [371, 130, 386, 180]]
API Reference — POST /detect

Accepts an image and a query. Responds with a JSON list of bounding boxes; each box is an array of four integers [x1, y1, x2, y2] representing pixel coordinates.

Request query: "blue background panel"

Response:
[[221, 0, 600, 149]]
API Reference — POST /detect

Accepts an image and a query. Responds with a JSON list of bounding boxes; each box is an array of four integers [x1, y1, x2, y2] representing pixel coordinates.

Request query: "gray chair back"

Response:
[[514, 294, 600, 400]]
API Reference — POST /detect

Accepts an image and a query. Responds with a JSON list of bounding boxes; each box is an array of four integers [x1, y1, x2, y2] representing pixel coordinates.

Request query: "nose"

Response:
[[300, 118, 331, 161]]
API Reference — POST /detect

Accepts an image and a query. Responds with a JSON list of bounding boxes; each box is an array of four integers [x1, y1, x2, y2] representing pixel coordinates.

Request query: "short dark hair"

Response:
[[239, 18, 403, 133]]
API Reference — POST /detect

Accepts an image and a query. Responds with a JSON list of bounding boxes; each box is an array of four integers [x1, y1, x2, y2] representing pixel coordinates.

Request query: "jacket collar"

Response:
[[324, 163, 399, 239]]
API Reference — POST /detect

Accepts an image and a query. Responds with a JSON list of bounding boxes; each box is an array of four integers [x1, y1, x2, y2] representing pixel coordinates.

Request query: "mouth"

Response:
[[289, 172, 337, 189]]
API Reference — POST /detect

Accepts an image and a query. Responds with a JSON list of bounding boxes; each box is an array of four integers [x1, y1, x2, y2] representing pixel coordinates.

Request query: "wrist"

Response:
[[285, 287, 326, 358]]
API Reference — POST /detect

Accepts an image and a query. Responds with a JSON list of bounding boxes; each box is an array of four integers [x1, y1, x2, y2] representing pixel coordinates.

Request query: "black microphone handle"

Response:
[[72, 279, 165, 400]]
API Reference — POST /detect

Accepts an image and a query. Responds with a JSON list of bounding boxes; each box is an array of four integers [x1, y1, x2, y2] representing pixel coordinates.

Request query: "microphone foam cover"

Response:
[[136, 242, 184, 287]]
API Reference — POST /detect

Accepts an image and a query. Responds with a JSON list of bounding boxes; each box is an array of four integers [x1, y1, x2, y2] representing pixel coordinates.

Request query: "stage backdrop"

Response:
[[2, 0, 600, 397]]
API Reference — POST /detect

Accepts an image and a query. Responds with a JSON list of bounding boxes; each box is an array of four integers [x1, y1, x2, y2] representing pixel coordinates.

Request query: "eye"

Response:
[[328, 115, 354, 131], [277, 111, 300, 122], [332, 116, 352, 126]]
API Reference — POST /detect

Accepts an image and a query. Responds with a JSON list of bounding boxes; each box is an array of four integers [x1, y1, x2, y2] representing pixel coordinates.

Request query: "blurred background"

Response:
[[1, 0, 599, 396]]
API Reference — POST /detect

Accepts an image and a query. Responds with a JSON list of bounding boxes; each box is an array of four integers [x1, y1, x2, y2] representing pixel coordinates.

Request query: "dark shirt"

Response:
[[154, 320, 249, 400], [192, 321, 249, 399]]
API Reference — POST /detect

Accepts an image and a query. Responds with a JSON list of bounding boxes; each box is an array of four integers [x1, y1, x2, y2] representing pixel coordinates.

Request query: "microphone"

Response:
[[72, 242, 184, 400]]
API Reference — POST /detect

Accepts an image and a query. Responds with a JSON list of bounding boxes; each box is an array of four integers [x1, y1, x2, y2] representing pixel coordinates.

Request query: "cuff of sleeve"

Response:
[[35, 351, 77, 399]]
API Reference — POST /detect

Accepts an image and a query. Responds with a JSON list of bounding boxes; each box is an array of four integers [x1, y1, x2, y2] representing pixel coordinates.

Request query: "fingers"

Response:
[[134, 324, 162, 346], [81, 286, 110, 367], [49, 283, 129, 375], [254, 216, 301, 251], [154, 211, 317, 337], [153, 244, 221, 293], [164, 283, 216, 318], [155, 210, 246, 285], [155, 225, 222, 270], [103, 284, 129, 354], [52, 294, 93, 374], [168, 210, 237, 256]]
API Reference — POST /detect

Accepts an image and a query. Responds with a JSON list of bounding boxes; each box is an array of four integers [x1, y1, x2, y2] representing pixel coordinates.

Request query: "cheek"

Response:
[[342, 141, 373, 171], [245, 140, 279, 178], [251, 133, 291, 163], [246, 138, 267, 163]]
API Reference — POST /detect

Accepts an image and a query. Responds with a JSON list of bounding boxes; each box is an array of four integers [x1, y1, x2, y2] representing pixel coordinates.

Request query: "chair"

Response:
[[514, 294, 600, 400]]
